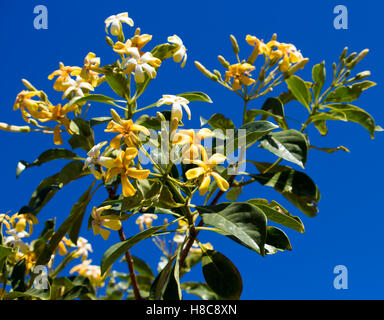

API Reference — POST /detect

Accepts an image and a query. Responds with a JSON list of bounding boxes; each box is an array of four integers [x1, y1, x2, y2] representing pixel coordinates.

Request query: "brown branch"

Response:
[[178, 175, 236, 269], [118, 228, 142, 300]]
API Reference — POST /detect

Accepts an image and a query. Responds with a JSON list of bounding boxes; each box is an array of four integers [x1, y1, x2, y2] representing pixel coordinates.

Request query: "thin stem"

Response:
[[118, 227, 142, 300]]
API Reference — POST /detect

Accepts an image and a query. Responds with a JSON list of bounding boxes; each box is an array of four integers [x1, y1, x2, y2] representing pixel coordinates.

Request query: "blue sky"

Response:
[[0, 0, 383, 299]]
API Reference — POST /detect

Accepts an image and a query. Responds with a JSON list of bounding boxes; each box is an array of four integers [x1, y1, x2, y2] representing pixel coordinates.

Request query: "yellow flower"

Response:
[[172, 128, 214, 162], [57, 236, 75, 256], [225, 63, 256, 91], [105, 113, 150, 149], [105, 148, 150, 198], [245, 35, 270, 55], [15, 250, 37, 273], [9, 213, 38, 236], [84, 141, 116, 180], [91, 205, 122, 240], [70, 259, 105, 287], [80, 52, 102, 87], [113, 34, 152, 55], [0, 213, 12, 231], [13, 90, 49, 123], [135, 214, 158, 231], [48, 62, 82, 91], [185, 153, 229, 195]]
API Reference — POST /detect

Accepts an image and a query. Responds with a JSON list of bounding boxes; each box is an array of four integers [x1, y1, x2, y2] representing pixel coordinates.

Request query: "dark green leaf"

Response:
[[249, 161, 321, 217], [105, 72, 129, 98], [202, 249, 242, 300], [265, 226, 292, 254], [177, 92, 213, 103], [324, 81, 376, 103], [101, 226, 164, 275], [207, 113, 235, 131], [90, 117, 112, 127], [67, 94, 120, 108], [259, 129, 309, 168], [36, 182, 95, 265], [247, 199, 305, 233], [16, 149, 79, 178], [181, 282, 219, 300], [321, 103, 376, 138], [312, 62, 326, 102], [197, 202, 267, 255], [285, 76, 312, 111]]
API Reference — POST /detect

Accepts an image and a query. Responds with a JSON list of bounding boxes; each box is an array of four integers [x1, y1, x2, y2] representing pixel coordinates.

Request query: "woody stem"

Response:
[[117, 227, 142, 300]]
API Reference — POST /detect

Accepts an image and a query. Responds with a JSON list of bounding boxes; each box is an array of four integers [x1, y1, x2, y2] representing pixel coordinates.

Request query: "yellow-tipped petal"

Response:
[[131, 123, 150, 136], [199, 174, 211, 195], [125, 168, 150, 180], [208, 153, 226, 166], [53, 125, 63, 145], [103, 219, 122, 231], [99, 227, 111, 240], [211, 171, 230, 192], [110, 133, 123, 149], [121, 175, 136, 197], [105, 167, 121, 182], [185, 167, 205, 180]]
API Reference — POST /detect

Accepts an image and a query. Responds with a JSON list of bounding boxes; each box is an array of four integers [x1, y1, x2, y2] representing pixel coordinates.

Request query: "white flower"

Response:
[[105, 12, 134, 36], [74, 237, 93, 261], [123, 48, 161, 83], [83, 141, 115, 179], [135, 214, 158, 231], [4, 229, 29, 252], [168, 35, 187, 68], [157, 256, 168, 272], [156, 95, 191, 121], [173, 234, 186, 244], [62, 76, 94, 99]]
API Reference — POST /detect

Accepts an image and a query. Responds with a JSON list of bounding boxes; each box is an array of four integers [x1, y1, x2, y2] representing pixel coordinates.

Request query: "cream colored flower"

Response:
[[91, 205, 122, 240], [105, 12, 134, 36], [156, 95, 191, 122], [62, 76, 94, 99], [122, 47, 161, 83], [168, 35, 187, 68], [135, 214, 158, 231]]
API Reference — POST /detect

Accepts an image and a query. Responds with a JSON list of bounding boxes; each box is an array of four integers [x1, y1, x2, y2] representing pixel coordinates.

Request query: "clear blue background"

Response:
[[0, 0, 383, 299]]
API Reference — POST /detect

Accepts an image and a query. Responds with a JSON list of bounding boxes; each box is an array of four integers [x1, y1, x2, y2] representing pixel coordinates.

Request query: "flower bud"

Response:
[[355, 70, 371, 80], [230, 34, 239, 55], [156, 111, 166, 122], [339, 47, 348, 62], [105, 36, 114, 47], [194, 61, 218, 81], [0, 122, 31, 133], [346, 52, 357, 63], [110, 108, 123, 124], [22, 79, 37, 91], [218, 55, 230, 69], [347, 49, 369, 70], [134, 27, 141, 36], [286, 58, 309, 76]]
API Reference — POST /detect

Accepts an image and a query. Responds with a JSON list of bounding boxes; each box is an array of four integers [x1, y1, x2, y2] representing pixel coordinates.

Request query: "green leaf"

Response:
[[16, 149, 79, 178], [309, 145, 350, 153], [68, 118, 95, 151], [249, 162, 321, 217], [312, 62, 326, 102], [324, 81, 376, 103], [4, 288, 50, 300], [259, 129, 309, 168], [285, 75, 312, 112], [219, 120, 278, 154], [36, 182, 95, 266], [181, 282, 219, 300], [321, 103, 377, 138], [19, 161, 90, 216], [201, 249, 243, 300], [90, 117, 112, 127], [105, 72, 129, 98], [177, 92, 213, 103], [206, 113, 235, 131], [10, 259, 26, 292], [151, 43, 178, 60], [247, 199, 305, 233], [0, 245, 13, 260], [265, 226, 292, 254], [101, 226, 164, 275], [67, 94, 120, 108], [132, 256, 155, 280], [225, 186, 242, 201], [197, 202, 267, 255]]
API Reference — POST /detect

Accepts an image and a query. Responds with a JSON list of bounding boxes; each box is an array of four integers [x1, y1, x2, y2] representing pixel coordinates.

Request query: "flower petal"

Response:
[[121, 175, 136, 197], [210, 171, 230, 192], [199, 174, 211, 195], [185, 167, 205, 180]]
